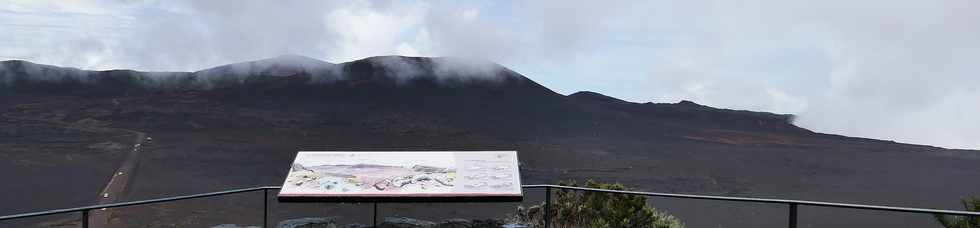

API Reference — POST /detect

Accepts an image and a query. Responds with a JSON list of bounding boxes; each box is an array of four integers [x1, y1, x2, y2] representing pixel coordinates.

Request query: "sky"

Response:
[[1, 0, 978, 149]]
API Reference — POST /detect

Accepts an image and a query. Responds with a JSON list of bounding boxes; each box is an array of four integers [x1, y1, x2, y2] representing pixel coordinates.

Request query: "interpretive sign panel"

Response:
[[277, 151, 522, 202]]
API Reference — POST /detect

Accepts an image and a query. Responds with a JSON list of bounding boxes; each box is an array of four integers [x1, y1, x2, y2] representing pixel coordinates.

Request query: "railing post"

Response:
[[262, 188, 268, 228], [788, 203, 798, 228], [544, 186, 551, 228], [81, 209, 89, 228]]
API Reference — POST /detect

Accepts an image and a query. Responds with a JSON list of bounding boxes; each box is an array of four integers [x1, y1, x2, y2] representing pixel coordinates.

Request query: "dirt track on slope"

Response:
[[1, 113, 146, 228]]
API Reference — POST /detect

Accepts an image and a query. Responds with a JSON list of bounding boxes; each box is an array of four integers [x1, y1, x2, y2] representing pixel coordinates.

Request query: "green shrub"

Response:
[[934, 197, 980, 228], [517, 180, 683, 228]]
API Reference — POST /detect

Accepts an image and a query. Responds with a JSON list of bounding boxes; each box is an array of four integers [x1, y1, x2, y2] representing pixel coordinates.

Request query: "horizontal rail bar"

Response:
[[524, 185, 980, 216], [0, 186, 279, 221], [3, 184, 978, 221]]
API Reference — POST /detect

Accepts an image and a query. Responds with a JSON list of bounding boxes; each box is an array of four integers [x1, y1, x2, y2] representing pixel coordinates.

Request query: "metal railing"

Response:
[[1, 185, 978, 228], [0, 186, 275, 227]]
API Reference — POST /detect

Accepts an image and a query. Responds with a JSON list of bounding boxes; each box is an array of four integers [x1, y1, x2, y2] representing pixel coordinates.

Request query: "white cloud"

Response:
[[324, 1, 428, 62], [460, 8, 478, 21], [394, 42, 419, 56]]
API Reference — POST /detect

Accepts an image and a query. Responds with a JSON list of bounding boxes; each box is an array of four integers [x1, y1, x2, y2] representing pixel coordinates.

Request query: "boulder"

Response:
[[468, 219, 506, 228], [211, 224, 260, 228], [343, 223, 371, 228], [277, 217, 339, 228], [433, 218, 470, 228], [380, 217, 436, 228]]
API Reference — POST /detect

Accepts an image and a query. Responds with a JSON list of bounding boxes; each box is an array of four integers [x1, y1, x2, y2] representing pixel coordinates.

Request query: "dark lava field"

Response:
[[1, 56, 978, 227]]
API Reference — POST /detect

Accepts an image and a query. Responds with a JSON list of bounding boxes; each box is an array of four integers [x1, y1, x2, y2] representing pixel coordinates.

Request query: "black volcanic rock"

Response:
[[566, 90, 805, 135], [334, 56, 556, 95], [201, 54, 334, 75], [0, 55, 839, 138], [3, 55, 978, 228], [568, 91, 630, 104], [1, 56, 559, 99]]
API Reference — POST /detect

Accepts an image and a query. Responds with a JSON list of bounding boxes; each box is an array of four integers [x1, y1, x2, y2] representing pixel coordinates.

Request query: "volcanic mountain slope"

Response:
[[1, 56, 978, 228]]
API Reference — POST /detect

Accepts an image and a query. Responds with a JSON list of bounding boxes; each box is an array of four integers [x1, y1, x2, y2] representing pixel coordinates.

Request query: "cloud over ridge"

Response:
[[1, 0, 978, 149]]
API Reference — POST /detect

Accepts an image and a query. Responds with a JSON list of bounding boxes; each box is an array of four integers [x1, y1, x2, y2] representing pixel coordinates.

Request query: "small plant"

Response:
[[516, 180, 683, 228], [934, 197, 980, 228]]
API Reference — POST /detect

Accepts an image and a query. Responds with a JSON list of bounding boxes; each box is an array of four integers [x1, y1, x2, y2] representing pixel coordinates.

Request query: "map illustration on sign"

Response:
[[278, 151, 522, 202]]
